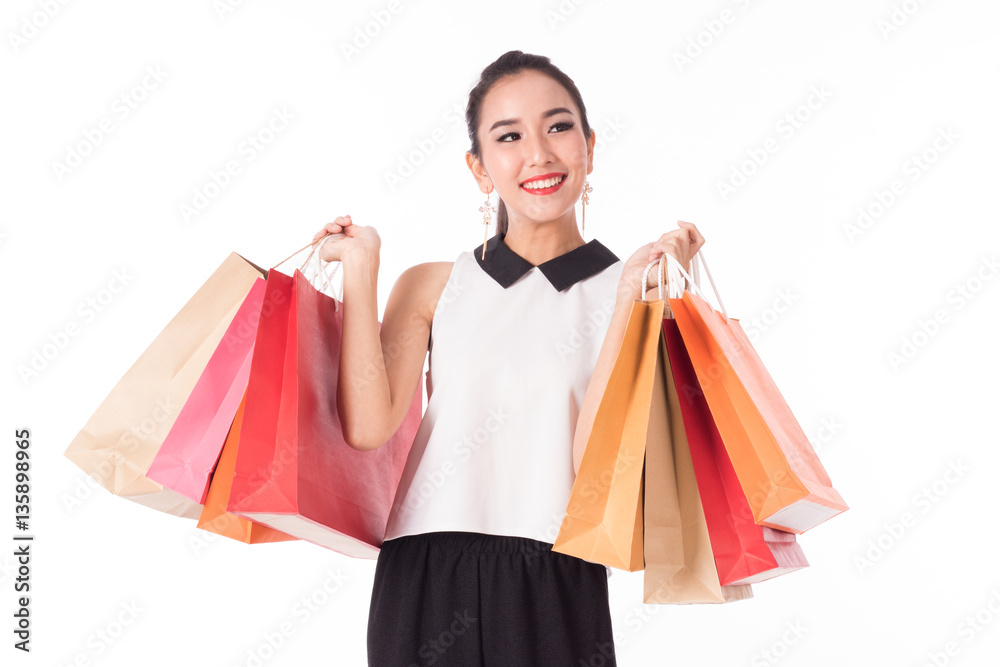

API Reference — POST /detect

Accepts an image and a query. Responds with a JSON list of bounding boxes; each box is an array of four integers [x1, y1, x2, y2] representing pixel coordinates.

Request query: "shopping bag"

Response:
[[668, 253, 848, 533], [146, 277, 267, 504], [197, 391, 297, 544], [664, 316, 808, 585], [552, 296, 664, 572], [228, 262, 422, 559], [643, 317, 753, 604], [64, 253, 266, 519]]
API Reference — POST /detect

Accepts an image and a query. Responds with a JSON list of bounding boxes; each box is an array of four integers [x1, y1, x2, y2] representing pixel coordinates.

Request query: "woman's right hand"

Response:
[[312, 215, 381, 263]]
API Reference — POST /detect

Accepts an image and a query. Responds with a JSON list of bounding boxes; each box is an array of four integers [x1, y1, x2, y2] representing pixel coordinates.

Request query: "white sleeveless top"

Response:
[[383, 232, 624, 545]]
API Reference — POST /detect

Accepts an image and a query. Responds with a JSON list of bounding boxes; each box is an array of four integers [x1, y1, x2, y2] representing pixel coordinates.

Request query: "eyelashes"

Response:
[[497, 121, 575, 143]]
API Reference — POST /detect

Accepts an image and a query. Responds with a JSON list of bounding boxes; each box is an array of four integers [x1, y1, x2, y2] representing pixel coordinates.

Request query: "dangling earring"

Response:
[[581, 180, 593, 237], [480, 187, 497, 260]]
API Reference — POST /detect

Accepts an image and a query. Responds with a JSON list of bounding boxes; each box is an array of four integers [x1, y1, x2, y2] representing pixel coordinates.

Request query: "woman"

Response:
[[314, 50, 705, 666]]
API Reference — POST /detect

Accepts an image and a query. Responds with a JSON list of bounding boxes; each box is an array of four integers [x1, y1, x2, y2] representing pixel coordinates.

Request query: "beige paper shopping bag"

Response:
[[64, 252, 265, 519], [643, 332, 753, 604]]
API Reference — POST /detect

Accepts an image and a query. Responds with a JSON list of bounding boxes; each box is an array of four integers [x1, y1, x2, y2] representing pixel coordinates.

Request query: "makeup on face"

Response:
[[478, 71, 590, 219], [520, 172, 567, 196]]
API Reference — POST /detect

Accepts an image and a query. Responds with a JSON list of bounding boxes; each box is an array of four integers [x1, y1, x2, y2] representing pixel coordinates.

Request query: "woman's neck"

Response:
[[502, 217, 586, 266]]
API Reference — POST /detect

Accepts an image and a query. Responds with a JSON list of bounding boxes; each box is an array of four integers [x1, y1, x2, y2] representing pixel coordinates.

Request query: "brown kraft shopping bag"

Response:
[[643, 327, 753, 604]]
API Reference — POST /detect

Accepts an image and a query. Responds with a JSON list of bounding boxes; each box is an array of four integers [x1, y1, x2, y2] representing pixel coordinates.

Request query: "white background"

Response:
[[2, 1, 999, 665]]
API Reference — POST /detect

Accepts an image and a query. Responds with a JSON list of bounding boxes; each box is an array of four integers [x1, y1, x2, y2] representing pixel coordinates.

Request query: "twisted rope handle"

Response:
[[641, 254, 666, 302], [273, 233, 344, 306], [639, 250, 729, 319]]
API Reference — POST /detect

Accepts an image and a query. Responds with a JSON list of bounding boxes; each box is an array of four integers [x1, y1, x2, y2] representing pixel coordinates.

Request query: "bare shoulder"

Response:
[[390, 261, 454, 327]]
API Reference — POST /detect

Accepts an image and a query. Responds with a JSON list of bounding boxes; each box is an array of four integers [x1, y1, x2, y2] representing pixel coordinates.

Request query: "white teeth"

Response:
[[522, 175, 565, 190]]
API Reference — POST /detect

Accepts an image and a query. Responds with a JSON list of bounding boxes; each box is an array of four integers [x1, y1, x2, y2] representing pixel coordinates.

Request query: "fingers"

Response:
[[677, 220, 706, 251], [644, 227, 703, 276], [312, 215, 353, 240], [648, 230, 691, 263], [648, 221, 706, 261]]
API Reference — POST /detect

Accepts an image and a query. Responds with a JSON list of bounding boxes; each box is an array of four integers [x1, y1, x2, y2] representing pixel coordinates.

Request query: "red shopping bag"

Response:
[[228, 267, 422, 558], [147, 278, 267, 503], [663, 317, 808, 585], [667, 254, 848, 533]]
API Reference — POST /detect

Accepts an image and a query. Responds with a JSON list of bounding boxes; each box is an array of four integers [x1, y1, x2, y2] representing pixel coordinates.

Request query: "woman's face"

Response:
[[471, 70, 595, 229]]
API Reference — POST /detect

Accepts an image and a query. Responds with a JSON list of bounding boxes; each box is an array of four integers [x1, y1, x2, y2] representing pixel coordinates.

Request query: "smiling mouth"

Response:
[[520, 174, 567, 192]]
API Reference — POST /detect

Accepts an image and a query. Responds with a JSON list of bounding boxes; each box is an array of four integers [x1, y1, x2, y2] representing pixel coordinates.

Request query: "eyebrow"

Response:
[[488, 107, 575, 133]]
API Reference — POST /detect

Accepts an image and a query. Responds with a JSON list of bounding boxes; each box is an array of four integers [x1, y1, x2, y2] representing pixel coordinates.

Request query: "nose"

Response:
[[523, 130, 555, 167]]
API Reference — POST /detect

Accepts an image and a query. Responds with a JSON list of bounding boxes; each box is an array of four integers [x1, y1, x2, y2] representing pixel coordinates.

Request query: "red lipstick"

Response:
[[520, 172, 567, 195]]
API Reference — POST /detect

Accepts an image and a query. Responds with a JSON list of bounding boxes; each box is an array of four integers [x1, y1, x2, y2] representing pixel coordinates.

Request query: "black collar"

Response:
[[473, 232, 620, 292]]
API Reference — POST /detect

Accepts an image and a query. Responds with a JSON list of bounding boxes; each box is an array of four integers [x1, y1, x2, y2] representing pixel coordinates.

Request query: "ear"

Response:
[[466, 151, 493, 194], [586, 128, 596, 175]]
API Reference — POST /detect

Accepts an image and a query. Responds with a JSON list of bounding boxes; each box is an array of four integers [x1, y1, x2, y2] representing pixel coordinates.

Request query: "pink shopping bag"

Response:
[[146, 278, 267, 503]]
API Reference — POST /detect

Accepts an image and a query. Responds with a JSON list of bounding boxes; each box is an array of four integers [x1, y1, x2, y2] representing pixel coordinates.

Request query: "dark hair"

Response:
[[465, 50, 592, 237]]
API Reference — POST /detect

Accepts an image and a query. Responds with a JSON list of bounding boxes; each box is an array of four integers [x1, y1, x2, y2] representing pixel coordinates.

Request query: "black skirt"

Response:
[[367, 531, 617, 666]]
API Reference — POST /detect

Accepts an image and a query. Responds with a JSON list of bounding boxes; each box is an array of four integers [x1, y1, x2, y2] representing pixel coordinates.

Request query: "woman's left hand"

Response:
[[617, 221, 706, 301]]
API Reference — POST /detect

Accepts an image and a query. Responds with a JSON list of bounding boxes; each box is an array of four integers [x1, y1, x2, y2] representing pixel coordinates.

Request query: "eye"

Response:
[[497, 121, 575, 143]]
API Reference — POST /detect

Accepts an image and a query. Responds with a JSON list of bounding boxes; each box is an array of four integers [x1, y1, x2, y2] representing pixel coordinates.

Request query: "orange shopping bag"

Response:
[[666, 253, 848, 533], [552, 282, 663, 571], [197, 391, 297, 544]]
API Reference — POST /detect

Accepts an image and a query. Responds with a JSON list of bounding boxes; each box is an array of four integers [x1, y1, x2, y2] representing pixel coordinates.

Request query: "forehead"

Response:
[[481, 70, 577, 122]]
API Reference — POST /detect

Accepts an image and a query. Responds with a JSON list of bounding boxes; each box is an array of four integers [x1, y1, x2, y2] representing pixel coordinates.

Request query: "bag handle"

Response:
[[691, 250, 728, 319], [640, 249, 729, 319], [272, 234, 344, 304]]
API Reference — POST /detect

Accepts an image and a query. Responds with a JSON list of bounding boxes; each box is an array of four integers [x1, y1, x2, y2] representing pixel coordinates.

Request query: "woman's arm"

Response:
[[338, 256, 440, 451], [314, 217, 439, 452]]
